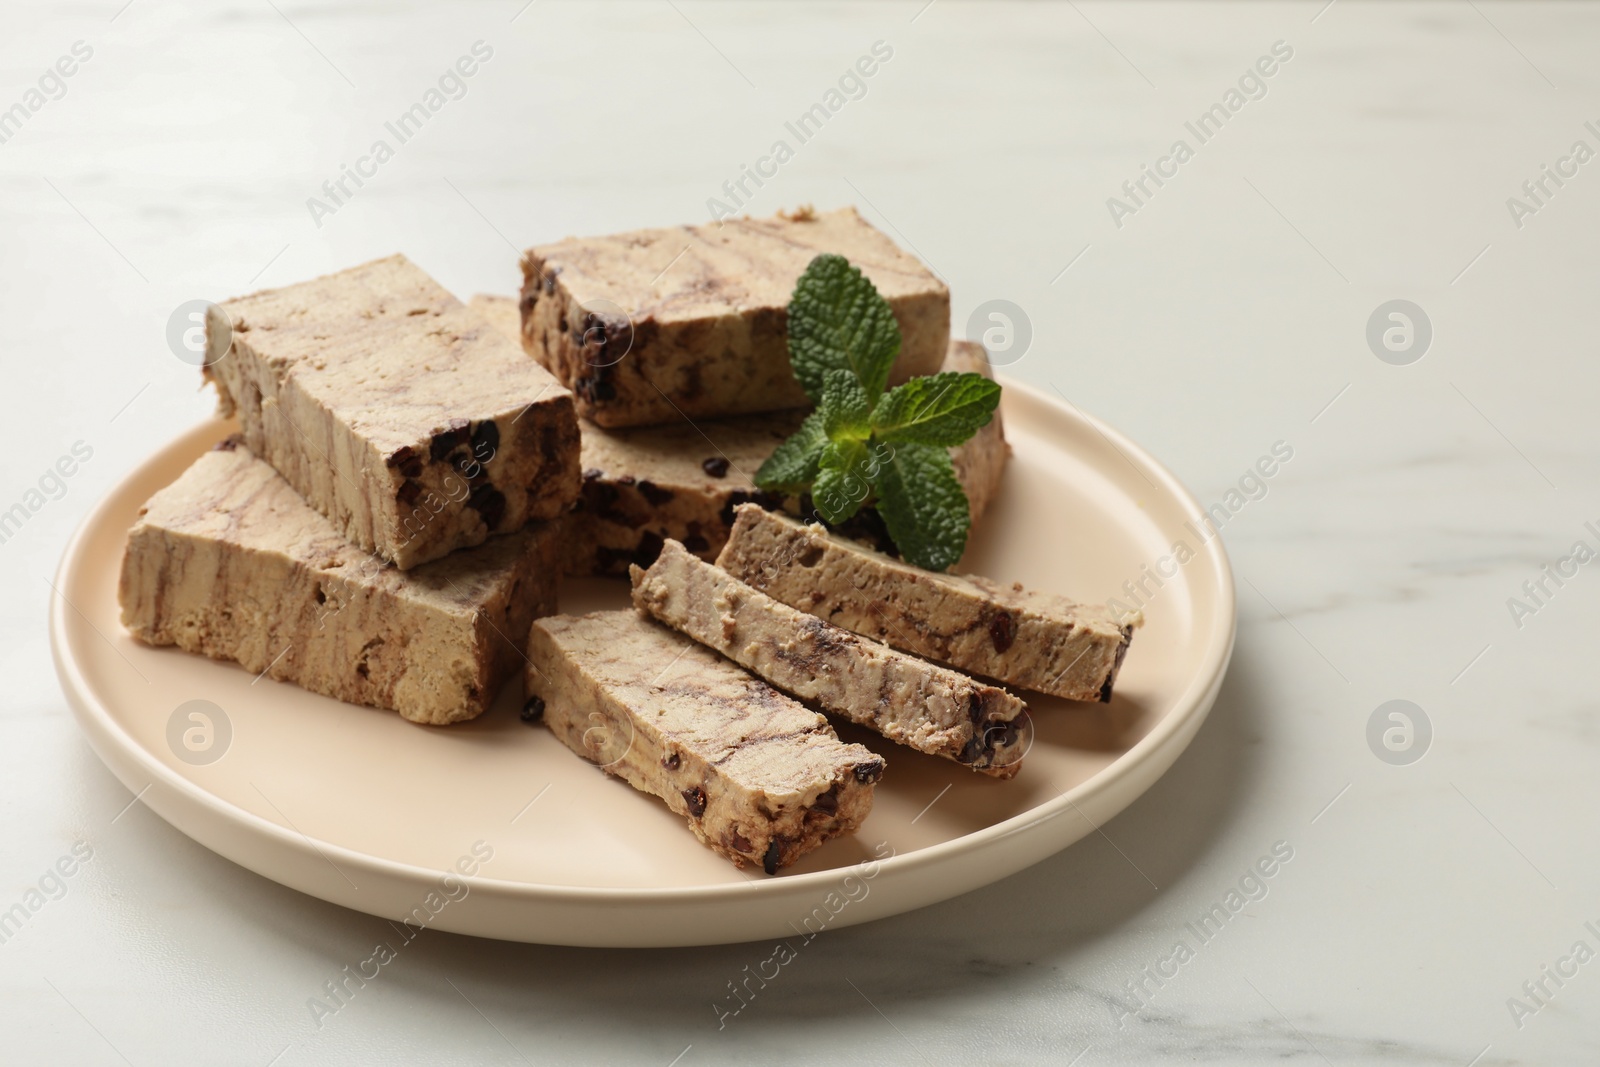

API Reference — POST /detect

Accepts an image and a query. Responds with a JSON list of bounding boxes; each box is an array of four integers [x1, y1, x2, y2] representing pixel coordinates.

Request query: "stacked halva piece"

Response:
[[118, 208, 1135, 874], [121, 256, 576, 726]]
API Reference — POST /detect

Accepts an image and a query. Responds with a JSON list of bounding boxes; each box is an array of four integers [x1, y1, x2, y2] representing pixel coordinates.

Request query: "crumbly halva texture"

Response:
[[716, 506, 1137, 702], [525, 610, 882, 873], [631, 540, 1028, 777], [473, 295, 1008, 575], [517, 207, 950, 428], [205, 255, 580, 569], [119, 440, 559, 725]]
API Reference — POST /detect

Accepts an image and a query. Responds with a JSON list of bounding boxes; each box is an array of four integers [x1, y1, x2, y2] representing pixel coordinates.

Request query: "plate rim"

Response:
[[51, 377, 1235, 907]]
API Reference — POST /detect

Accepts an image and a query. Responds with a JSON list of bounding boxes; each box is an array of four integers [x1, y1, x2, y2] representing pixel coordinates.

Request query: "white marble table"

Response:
[[3, 1, 1597, 1062]]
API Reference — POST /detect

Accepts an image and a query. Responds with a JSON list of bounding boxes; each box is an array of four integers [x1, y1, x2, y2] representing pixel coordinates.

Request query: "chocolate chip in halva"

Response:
[[637, 480, 674, 506], [471, 420, 499, 462], [387, 446, 424, 478], [633, 532, 665, 567], [811, 784, 839, 814], [989, 610, 1016, 654], [430, 419, 470, 461], [467, 484, 507, 529], [853, 759, 885, 784], [682, 786, 707, 818]]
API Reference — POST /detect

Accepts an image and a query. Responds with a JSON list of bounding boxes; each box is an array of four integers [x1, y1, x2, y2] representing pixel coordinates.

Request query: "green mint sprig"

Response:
[[754, 253, 1001, 572]]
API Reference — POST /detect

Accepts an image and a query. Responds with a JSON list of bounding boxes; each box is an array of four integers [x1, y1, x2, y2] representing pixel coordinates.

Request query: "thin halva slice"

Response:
[[119, 440, 559, 725], [475, 294, 1007, 574], [631, 540, 1028, 777], [716, 506, 1136, 702], [517, 207, 950, 427], [525, 610, 882, 873], [206, 254, 580, 569]]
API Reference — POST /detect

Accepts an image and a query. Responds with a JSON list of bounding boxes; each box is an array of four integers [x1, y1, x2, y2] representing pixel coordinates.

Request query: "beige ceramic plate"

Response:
[[51, 381, 1234, 947]]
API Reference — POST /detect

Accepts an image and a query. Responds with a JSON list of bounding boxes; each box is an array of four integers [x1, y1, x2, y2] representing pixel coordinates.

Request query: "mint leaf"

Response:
[[760, 252, 1000, 571], [787, 253, 901, 403], [820, 369, 871, 442], [811, 469, 858, 525], [873, 442, 969, 571], [753, 410, 827, 490], [871, 372, 1001, 447], [811, 439, 881, 524]]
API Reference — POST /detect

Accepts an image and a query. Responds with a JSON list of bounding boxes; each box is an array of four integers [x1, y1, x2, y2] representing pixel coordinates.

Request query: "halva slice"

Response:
[[632, 540, 1028, 777], [206, 254, 580, 569], [474, 295, 1008, 575], [119, 440, 559, 725], [717, 505, 1136, 702], [525, 610, 883, 873], [518, 207, 950, 427]]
